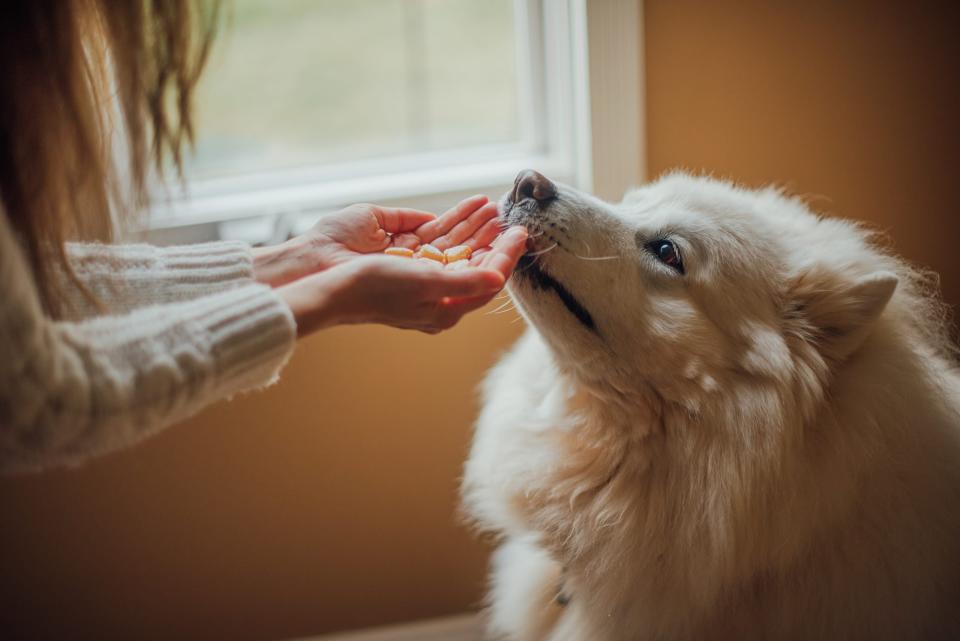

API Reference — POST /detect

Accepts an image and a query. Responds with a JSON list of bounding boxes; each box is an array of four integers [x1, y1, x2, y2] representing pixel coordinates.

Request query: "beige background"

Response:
[[644, 0, 960, 311], [2, 2, 958, 640]]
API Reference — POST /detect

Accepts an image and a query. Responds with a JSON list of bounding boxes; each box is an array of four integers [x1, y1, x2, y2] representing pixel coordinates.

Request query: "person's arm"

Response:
[[55, 196, 504, 320], [1, 215, 297, 474], [55, 240, 266, 319], [1, 203, 526, 473]]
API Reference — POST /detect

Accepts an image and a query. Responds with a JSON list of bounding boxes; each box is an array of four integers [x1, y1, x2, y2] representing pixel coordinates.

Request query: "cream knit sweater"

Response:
[[0, 211, 297, 473]]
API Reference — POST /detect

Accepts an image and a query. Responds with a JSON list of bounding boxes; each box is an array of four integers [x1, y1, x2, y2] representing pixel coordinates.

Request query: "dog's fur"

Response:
[[461, 172, 960, 641]]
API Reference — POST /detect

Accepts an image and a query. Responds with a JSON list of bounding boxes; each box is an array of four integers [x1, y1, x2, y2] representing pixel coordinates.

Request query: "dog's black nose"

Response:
[[512, 169, 557, 204]]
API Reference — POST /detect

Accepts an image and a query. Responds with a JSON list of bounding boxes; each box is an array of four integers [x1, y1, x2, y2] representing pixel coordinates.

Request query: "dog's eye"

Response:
[[648, 240, 684, 274]]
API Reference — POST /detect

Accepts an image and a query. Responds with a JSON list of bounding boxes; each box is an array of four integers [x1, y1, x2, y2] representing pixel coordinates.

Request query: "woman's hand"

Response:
[[279, 225, 528, 336], [253, 196, 500, 287]]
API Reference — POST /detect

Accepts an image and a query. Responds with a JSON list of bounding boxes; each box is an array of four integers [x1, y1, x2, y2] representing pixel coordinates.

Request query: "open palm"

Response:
[[308, 195, 503, 267], [272, 196, 529, 336]]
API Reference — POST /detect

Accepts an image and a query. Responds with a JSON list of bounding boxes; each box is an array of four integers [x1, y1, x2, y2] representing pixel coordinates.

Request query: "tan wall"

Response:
[[3, 2, 959, 640], [0, 314, 524, 641], [644, 0, 960, 311]]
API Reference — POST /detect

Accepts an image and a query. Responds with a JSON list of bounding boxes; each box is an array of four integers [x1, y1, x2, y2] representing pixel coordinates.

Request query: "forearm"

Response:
[[1, 210, 299, 473], [58, 240, 259, 318], [1, 282, 296, 474], [251, 234, 325, 288]]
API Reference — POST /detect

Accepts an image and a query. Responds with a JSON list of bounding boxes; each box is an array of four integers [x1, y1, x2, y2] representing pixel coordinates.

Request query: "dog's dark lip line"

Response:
[[515, 255, 597, 333]]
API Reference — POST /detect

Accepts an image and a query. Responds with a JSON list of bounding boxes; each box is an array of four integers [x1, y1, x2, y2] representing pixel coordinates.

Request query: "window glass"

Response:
[[186, 0, 520, 181]]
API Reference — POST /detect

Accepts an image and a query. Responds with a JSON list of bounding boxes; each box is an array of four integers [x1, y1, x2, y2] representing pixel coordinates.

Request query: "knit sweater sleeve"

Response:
[[56, 240, 259, 318], [0, 215, 297, 474]]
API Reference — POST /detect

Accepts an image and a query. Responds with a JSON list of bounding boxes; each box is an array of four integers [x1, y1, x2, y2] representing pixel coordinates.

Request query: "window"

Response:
[[145, 0, 642, 245], [186, 0, 521, 181]]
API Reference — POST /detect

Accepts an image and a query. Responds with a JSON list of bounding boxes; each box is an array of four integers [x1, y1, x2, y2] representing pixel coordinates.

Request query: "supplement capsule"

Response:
[[446, 259, 470, 270], [444, 245, 472, 263], [417, 244, 446, 263], [384, 247, 415, 257]]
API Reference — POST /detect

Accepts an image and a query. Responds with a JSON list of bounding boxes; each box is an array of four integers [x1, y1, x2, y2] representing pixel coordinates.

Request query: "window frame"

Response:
[[140, 0, 644, 244]]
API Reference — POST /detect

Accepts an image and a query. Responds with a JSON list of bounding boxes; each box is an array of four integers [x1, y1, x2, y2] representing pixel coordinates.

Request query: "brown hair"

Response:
[[0, 0, 220, 315]]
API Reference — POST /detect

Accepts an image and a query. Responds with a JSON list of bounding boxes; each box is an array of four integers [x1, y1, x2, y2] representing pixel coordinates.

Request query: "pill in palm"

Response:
[[383, 243, 477, 270], [416, 244, 445, 263], [444, 245, 472, 263]]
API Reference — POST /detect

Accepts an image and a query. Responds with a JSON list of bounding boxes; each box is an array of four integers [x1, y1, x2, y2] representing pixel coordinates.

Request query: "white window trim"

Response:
[[140, 0, 644, 245], [580, 0, 645, 200]]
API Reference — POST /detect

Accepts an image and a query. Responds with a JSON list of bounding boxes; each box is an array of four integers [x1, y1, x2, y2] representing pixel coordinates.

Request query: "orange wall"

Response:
[[3, 3, 959, 641], [644, 0, 960, 311], [0, 313, 524, 641]]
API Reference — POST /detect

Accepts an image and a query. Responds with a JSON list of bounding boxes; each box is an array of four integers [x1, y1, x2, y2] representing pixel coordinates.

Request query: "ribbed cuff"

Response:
[[185, 283, 297, 396], [65, 241, 258, 311], [156, 241, 256, 294]]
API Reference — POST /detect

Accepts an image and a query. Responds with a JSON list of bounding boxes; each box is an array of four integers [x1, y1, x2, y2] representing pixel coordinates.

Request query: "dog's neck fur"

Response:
[[517, 320, 960, 638]]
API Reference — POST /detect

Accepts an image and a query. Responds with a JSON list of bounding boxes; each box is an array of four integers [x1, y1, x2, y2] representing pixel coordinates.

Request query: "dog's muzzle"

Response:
[[501, 169, 557, 227]]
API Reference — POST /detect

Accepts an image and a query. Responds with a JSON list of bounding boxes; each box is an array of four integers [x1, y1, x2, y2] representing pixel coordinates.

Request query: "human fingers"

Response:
[[468, 247, 491, 265], [372, 206, 437, 233], [430, 201, 499, 250], [413, 194, 488, 243], [418, 266, 504, 300], [461, 216, 503, 252], [389, 210, 497, 252], [389, 232, 422, 250], [480, 226, 528, 280], [427, 291, 500, 332]]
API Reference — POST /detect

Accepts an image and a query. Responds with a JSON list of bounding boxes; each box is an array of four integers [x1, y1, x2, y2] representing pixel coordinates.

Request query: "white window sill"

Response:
[[142, 148, 575, 245]]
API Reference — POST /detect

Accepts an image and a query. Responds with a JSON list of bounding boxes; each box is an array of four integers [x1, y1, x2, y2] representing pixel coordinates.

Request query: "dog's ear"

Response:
[[786, 268, 898, 363]]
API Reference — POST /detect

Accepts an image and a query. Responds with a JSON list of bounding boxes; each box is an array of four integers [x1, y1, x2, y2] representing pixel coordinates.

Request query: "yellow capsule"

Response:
[[417, 244, 446, 263], [444, 245, 472, 263], [384, 247, 415, 258]]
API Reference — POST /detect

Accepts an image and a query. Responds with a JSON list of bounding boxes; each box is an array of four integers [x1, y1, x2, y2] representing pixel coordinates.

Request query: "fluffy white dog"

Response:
[[462, 171, 960, 641]]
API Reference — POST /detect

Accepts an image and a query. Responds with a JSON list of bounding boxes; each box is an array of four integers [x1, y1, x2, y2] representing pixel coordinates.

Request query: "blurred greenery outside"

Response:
[[186, 0, 520, 181]]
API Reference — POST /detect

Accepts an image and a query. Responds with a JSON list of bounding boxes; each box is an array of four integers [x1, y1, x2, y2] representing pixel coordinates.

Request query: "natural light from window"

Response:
[[186, 0, 520, 181], [147, 0, 594, 242]]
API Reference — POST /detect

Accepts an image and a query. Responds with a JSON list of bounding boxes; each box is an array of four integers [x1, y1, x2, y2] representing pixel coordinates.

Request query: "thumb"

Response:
[[482, 226, 528, 279], [428, 268, 504, 299]]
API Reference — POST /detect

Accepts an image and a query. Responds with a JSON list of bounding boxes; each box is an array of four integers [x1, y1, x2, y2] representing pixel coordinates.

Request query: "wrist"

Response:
[[252, 235, 325, 288], [278, 262, 358, 337]]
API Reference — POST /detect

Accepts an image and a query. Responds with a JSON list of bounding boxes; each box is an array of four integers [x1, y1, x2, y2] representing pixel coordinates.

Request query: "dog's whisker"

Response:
[[490, 305, 518, 315], [526, 243, 558, 258], [513, 249, 553, 274], [515, 259, 539, 273], [487, 299, 516, 315]]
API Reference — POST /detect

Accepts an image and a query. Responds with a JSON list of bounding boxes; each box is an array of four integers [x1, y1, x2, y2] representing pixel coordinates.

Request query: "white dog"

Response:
[[462, 171, 960, 641]]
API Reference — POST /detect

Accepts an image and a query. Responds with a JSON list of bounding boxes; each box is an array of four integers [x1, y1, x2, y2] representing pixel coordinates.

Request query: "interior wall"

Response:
[[3, 2, 959, 641], [644, 0, 960, 312], [0, 313, 524, 641]]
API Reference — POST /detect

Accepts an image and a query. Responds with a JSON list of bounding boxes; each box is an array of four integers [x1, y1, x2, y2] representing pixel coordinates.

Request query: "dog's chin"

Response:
[[512, 254, 597, 333]]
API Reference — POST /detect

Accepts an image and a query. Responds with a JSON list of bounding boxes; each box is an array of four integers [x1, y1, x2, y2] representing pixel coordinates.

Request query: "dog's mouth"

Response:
[[515, 253, 596, 333]]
